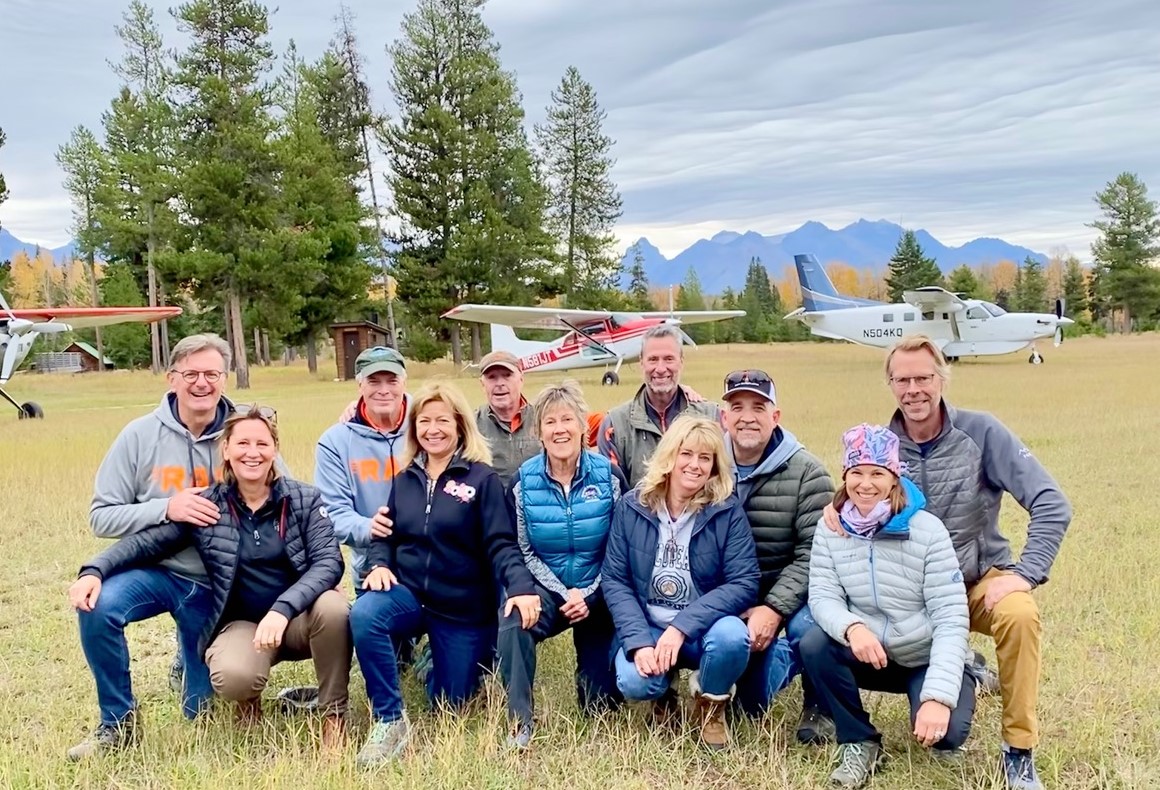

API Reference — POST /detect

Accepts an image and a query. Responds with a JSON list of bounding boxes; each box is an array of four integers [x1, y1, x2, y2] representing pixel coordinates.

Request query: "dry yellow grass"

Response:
[[1, 334, 1157, 789]]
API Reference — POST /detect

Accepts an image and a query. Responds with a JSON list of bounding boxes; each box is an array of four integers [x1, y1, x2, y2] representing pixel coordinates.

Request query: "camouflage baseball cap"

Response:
[[355, 346, 406, 378]]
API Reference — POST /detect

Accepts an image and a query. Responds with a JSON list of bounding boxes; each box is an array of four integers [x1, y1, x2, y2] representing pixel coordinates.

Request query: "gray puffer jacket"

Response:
[[809, 477, 969, 708], [889, 403, 1071, 586]]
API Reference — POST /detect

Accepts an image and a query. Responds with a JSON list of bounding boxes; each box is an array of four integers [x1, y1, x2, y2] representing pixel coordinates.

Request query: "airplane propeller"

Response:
[[1053, 297, 1067, 347]]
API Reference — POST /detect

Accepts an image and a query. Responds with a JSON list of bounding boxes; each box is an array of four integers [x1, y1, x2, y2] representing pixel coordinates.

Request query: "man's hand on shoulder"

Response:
[[166, 486, 220, 527]]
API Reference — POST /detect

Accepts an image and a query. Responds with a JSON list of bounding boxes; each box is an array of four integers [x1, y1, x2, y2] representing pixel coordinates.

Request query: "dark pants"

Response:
[[497, 585, 621, 726], [78, 568, 214, 725], [735, 605, 818, 716], [799, 625, 976, 749], [349, 584, 496, 724]]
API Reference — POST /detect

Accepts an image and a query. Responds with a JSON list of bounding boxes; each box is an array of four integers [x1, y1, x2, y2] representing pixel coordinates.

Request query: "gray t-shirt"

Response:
[[646, 504, 696, 627]]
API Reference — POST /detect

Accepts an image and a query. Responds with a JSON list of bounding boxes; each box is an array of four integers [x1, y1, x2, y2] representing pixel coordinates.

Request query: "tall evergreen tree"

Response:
[[384, 0, 555, 364], [625, 242, 651, 310], [534, 66, 623, 308], [98, 261, 152, 368], [884, 230, 943, 303], [946, 264, 982, 298], [167, 0, 280, 388], [675, 267, 710, 343], [737, 257, 780, 342], [56, 125, 109, 363], [1088, 172, 1160, 330], [1014, 256, 1048, 313], [274, 42, 374, 374], [1061, 256, 1089, 321]]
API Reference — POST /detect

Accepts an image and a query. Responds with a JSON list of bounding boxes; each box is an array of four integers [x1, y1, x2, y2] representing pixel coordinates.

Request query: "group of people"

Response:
[[65, 326, 1071, 790]]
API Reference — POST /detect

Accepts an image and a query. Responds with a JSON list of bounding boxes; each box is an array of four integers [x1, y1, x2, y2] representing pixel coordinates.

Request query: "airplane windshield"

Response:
[[983, 302, 1007, 317]]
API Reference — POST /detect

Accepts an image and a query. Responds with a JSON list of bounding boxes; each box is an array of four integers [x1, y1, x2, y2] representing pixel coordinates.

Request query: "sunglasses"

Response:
[[724, 369, 774, 389], [234, 404, 278, 424]]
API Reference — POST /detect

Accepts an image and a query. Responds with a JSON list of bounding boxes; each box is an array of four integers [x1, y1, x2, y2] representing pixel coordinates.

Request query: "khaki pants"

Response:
[[967, 568, 1041, 749], [205, 589, 352, 716]]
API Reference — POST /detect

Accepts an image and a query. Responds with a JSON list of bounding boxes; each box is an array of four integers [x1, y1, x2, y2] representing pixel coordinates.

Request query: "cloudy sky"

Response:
[[1, 0, 1157, 258]]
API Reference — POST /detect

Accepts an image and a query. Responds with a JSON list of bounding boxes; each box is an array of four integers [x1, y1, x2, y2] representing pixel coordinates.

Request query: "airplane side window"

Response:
[[966, 306, 988, 320], [903, 312, 915, 322], [922, 311, 934, 321], [942, 313, 949, 320]]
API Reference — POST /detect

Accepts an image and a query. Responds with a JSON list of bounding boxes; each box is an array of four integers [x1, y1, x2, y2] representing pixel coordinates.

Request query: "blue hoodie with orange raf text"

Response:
[[314, 396, 410, 584], [89, 393, 236, 585]]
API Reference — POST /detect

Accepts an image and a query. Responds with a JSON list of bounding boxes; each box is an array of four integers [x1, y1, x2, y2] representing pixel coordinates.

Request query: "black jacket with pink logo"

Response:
[[366, 454, 536, 625]]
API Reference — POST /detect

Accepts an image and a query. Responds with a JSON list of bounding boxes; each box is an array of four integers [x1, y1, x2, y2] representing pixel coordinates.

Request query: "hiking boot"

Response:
[[235, 698, 262, 727], [931, 746, 964, 764], [689, 671, 732, 751], [275, 685, 320, 713], [66, 709, 139, 761], [356, 713, 411, 768], [1001, 743, 1044, 790], [652, 686, 682, 730], [830, 741, 884, 788], [506, 720, 534, 751], [968, 650, 1001, 696], [796, 705, 836, 745], [321, 714, 346, 752], [168, 653, 184, 693]]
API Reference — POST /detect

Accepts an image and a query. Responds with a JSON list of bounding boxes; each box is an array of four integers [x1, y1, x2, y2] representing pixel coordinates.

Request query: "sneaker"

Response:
[[356, 714, 411, 768], [796, 705, 836, 745], [506, 721, 534, 751], [830, 740, 884, 789], [968, 650, 1001, 696], [275, 685, 320, 713], [168, 654, 184, 693], [66, 709, 140, 761], [931, 746, 964, 764], [1001, 743, 1044, 790]]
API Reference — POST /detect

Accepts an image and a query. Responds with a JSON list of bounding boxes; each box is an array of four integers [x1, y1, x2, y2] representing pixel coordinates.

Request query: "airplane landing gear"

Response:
[[1, 386, 44, 419], [601, 371, 619, 386], [1028, 349, 1043, 364]]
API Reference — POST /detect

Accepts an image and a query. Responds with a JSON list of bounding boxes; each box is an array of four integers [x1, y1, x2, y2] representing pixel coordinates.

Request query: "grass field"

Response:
[[1, 334, 1157, 789]]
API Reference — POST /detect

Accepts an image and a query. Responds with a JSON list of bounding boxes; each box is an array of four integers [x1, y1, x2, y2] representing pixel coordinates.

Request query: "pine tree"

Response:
[[675, 267, 710, 343], [1088, 172, 1160, 330], [946, 264, 982, 298], [716, 287, 741, 342], [167, 0, 280, 388], [1061, 256, 1089, 321], [384, 0, 555, 364], [1014, 256, 1048, 313], [738, 257, 779, 342], [99, 261, 152, 367], [626, 242, 651, 310], [56, 125, 110, 364], [534, 66, 623, 308], [274, 42, 374, 374], [884, 230, 943, 303]]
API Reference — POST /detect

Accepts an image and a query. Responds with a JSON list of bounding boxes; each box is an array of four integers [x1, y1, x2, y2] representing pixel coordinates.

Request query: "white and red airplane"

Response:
[[1, 289, 181, 419], [441, 303, 744, 385]]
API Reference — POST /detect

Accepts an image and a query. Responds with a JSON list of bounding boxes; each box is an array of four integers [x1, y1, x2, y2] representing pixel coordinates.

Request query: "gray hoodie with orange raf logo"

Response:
[[88, 393, 237, 585]]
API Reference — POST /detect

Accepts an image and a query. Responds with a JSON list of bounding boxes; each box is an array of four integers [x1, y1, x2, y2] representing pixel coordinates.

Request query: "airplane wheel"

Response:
[[601, 372, 619, 386], [1028, 351, 1043, 365], [19, 401, 45, 419]]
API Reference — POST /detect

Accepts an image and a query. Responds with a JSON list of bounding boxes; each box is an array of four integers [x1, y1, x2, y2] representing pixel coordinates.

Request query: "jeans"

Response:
[[350, 584, 496, 723], [735, 605, 817, 716], [614, 616, 750, 700], [799, 625, 976, 749], [77, 568, 214, 725], [497, 584, 621, 726]]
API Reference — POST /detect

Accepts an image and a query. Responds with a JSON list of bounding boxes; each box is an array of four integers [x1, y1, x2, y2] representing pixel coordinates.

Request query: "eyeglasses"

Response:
[[889, 374, 936, 388], [172, 369, 225, 384], [235, 404, 278, 424], [724, 369, 773, 388]]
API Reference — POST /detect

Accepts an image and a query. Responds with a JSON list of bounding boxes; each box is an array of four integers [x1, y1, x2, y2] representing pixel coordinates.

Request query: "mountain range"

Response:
[[0, 228, 76, 263], [618, 219, 1049, 295]]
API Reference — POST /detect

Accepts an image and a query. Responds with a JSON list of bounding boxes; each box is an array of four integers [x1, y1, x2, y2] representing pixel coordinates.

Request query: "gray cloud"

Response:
[[1, 0, 1157, 261]]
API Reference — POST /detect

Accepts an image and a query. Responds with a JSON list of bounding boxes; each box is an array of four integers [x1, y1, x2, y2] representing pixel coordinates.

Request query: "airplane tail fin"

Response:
[[793, 253, 885, 310], [488, 324, 548, 356]]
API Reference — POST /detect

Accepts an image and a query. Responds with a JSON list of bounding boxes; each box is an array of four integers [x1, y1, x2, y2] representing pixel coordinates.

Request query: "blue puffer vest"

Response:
[[518, 450, 615, 590]]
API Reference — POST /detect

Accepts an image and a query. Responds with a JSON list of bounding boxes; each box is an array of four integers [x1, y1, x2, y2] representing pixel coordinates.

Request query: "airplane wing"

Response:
[[637, 310, 746, 325], [5, 306, 183, 329], [901, 287, 968, 314], [441, 303, 612, 330]]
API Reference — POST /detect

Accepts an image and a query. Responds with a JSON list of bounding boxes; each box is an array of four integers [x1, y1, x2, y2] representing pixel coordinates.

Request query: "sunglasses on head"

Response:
[[234, 404, 278, 424], [724, 369, 773, 388]]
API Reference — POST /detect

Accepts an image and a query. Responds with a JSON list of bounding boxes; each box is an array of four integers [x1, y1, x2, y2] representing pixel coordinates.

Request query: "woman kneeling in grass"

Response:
[[601, 415, 759, 751], [801, 423, 974, 789], [69, 405, 351, 750]]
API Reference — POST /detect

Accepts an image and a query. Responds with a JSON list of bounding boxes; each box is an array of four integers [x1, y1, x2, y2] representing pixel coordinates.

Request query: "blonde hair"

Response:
[[884, 334, 950, 384], [532, 380, 588, 437], [832, 471, 907, 515], [401, 382, 493, 468], [637, 415, 733, 513], [219, 404, 280, 486]]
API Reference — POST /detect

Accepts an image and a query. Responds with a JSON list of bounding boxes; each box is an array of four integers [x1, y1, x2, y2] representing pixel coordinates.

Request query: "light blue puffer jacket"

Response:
[[808, 477, 970, 707]]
